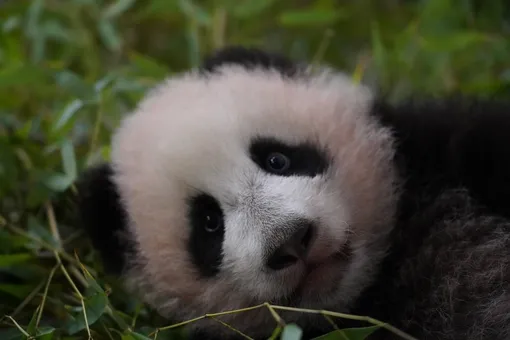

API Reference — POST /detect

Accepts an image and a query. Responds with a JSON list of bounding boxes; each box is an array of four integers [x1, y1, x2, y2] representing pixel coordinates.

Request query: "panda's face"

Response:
[[84, 52, 398, 337]]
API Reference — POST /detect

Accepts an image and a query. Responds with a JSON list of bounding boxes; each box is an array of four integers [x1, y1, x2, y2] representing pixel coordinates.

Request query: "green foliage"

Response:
[[0, 0, 509, 339]]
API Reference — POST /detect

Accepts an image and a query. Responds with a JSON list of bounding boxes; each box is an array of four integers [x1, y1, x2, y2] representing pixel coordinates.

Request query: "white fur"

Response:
[[110, 64, 399, 338]]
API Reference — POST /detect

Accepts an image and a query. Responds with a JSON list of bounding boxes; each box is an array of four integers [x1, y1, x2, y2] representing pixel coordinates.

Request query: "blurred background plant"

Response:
[[0, 0, 509, 339]]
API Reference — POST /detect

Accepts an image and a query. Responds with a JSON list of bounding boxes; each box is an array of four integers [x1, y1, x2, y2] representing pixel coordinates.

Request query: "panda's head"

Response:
[[77, 47, 399, 338]]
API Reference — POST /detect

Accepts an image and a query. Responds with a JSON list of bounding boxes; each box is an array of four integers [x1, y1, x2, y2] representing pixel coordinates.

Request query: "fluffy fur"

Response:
[[76, 46, 510, 340]]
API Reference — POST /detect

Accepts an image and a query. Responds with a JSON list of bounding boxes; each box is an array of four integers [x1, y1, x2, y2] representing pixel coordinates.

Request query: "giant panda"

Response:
[[76, 46, 510, 340]]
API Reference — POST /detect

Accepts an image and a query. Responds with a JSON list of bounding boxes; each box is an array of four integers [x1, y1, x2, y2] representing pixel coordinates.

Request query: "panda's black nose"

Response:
[[266, 222, 315, 271]]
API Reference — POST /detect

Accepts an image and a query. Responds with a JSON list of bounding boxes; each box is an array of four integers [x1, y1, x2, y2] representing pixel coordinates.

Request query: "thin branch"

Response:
[[36, 264, 59, 328], [271, 305, 418, 340], [5, 316, 31, 338], [46, 202, 93, 340], [264, 302, 285, 327], [210, 316, 254, 340], [153, 302, 418, 340], [10, 280, 45, 318], [153, 303, 267, 334]]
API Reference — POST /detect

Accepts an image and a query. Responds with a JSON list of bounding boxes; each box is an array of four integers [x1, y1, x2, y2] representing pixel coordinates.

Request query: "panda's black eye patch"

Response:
[[187, 193, 225, 277], [250, 137, 329, 177]]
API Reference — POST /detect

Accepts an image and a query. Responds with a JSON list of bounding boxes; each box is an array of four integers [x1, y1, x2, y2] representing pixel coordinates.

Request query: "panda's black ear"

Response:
[[75, 163, 134, 275], [200, 46, 297, 77]]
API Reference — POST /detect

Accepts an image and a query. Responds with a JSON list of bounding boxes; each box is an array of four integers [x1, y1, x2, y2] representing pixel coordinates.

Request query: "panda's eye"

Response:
[[204, 211, 222, 233], [265, 152, 290, 174]]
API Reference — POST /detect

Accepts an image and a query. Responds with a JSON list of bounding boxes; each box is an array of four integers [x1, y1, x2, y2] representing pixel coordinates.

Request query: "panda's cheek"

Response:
[[222, 216, 266, 270]]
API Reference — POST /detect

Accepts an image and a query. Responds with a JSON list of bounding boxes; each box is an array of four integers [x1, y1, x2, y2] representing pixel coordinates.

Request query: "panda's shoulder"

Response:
[[373, 95, 510, 219]]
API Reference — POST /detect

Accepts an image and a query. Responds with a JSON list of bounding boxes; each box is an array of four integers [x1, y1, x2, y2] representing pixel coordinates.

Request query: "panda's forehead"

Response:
[[116, 67, 367, 154], [110, 65, 374, 202]]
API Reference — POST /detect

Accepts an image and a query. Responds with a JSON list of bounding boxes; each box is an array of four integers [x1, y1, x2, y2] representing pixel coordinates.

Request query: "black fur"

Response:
[[449, 105, 510, 219], [349, 188, 510, 340], [338, 97, 510, 340], [187, 193, 225, 277], [75, 163, 134, 275], [76, 47, 510, 340], [200, 46, 298, 77], [372, 98, 510, 221]]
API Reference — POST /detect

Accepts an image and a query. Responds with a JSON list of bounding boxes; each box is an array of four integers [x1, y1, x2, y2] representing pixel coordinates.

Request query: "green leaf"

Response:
[[0, 254, 32, 267], [25, 183, 52, 208], [94, 74, 116, 93], [371, 22, 386, 74], [65, 290, 108, 335], [61, 140, 77, 180], [232, 0, 276, 18], [98, 19, 122, 51], [312, 331, 345, 340], [0, 231, 27, 252], [0, 64, 46, 88], [178, 0, 211, 25], [108, 310, 131, 331], [65, 269, 109, 334], [27, 305, 40, 335], [279, 9, 345, 26], [312, 326, 381, 340], [501, 69, 510, 83], [26, 0, 44, 37], [83, 268, 106, 296], [44, 172, 74, 192], [185, 21, 201, 67], [103, 0, 137, 19], [139, 0, 180, 16], [25, 0, 48, 63], [73, 0, 96, 4], [41, 20, 72, 42], [15, 120, 33, 139], [128, 52, 170, 79], [0, 329, 23, 340], [52, 99, 85, 133], [0, 284, 37, 299], [268, 325, 283, 340], [3, 16, 21, 33], [421, 32, 489, 52], [122, 330, 153, 340], [35, 327, 55, 340], [281, 323, 303, 340], [342, 325, 381, 339], [55, 71, 95, 99], [27, 216, 59, 249]]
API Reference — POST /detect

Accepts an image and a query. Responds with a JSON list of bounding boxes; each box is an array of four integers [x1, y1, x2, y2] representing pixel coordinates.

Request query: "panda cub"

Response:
[[77, 46, 510, 340]]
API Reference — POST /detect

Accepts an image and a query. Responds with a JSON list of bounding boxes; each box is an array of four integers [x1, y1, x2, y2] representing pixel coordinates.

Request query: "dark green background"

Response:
[[1, 1, 509, 339]]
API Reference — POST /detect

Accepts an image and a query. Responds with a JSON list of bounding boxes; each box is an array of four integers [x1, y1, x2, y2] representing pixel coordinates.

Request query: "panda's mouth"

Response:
[[285, 240, 353, 303], [305, 242, 352, 282]]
